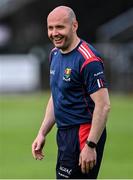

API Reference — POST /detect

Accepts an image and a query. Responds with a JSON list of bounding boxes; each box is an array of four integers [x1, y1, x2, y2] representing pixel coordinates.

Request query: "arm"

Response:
[[88, 88, 110, 143], [32, 95, 55, 160], [79, 88, 110, 173]]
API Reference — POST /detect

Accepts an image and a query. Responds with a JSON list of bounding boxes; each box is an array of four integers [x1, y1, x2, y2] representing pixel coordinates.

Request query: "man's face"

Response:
[[47, 13, 76, 51]]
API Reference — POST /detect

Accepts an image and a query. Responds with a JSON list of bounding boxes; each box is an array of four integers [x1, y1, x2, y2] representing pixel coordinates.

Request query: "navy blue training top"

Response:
[[49, 39, 108, 128]]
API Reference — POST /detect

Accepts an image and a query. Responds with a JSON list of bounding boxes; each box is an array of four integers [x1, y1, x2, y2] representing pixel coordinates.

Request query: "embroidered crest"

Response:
[[63, 68, 72, 81]]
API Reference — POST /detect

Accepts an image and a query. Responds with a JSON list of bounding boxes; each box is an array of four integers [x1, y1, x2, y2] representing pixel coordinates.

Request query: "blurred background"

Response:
[[0, 0, 133, 179]]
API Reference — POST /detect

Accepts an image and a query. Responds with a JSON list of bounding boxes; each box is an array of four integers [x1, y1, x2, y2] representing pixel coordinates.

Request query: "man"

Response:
[[32, 6, 110, 179]]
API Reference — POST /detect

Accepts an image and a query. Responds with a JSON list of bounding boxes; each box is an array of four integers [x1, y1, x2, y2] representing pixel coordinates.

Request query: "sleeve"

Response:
[[49, 47, 57, 65], [81, 61, 108, 94]]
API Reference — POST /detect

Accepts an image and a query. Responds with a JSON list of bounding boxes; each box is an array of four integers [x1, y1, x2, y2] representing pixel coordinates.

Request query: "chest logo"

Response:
[[63, 68, 72, 82]]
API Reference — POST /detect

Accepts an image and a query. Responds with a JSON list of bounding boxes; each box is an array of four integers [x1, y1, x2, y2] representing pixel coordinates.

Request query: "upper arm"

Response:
[[49, 94, 54, 107], [90, 88, 110, 106]]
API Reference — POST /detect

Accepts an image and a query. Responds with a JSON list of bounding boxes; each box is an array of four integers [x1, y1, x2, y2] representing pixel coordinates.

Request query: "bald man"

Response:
[[32, 6, 110, 179]]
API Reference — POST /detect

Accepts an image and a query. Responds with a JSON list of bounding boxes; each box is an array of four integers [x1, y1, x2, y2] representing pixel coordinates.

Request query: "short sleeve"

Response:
[[81, 61, 108, 94], [49, 47, 57, 65]]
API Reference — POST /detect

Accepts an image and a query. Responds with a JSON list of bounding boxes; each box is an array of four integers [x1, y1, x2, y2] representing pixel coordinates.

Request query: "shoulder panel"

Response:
[[49, 47, 58, 63], [78, 41, 102, 72]]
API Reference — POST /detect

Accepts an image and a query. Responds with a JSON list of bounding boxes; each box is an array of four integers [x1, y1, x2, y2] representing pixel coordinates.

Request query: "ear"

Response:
[[72, 20, 78, 32]]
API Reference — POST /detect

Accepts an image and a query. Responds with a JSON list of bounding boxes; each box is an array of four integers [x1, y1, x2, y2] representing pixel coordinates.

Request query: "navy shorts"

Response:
[[56, 123, 106, 179]]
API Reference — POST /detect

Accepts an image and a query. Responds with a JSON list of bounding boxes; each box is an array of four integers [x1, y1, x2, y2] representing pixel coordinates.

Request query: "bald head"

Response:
[[47, 6, 79, 53], [47, 6, 77, 23]]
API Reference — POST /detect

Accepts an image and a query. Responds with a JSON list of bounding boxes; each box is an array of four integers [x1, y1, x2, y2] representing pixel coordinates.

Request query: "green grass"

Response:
[[99, 94, 133, 179], [0, 92, 133, 179]]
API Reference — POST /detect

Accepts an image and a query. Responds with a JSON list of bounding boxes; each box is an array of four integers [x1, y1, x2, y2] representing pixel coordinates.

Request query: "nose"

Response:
[[52, 28, 59, 36]]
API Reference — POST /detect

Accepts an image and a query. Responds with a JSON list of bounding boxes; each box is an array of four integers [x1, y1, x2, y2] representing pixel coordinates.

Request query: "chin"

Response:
[[54, 44, 64, 49], [53, 40, 65, 49]]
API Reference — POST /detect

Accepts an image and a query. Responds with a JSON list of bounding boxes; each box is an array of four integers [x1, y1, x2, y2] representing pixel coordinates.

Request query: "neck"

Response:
[[60, 36, 80, 54]]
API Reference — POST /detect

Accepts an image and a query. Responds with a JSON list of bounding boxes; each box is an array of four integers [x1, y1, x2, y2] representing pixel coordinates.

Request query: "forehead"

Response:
[[47, 10, 70, 26]]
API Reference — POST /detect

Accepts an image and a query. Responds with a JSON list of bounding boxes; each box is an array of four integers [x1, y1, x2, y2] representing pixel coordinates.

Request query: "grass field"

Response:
[[0, 91, 133, 179]]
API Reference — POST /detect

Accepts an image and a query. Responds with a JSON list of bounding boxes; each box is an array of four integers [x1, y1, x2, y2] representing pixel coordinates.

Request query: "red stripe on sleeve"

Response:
[[100, 78, 104, 87]]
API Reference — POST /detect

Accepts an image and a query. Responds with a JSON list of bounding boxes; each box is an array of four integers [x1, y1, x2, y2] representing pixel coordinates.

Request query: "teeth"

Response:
[[54, 37, 62, 41]]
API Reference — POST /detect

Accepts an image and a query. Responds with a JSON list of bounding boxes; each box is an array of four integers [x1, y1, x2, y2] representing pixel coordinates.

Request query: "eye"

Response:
[[48, 26, 53, 31], [56, 25, 65, 30]]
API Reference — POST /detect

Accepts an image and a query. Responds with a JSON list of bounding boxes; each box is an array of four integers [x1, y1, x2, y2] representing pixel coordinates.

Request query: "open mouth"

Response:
[[54, 37, 64, 44]]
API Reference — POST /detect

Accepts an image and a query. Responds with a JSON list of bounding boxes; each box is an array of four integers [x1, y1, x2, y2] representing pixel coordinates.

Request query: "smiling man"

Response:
[[32, 6, 110, 179], [47, 6, 79, 52]]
